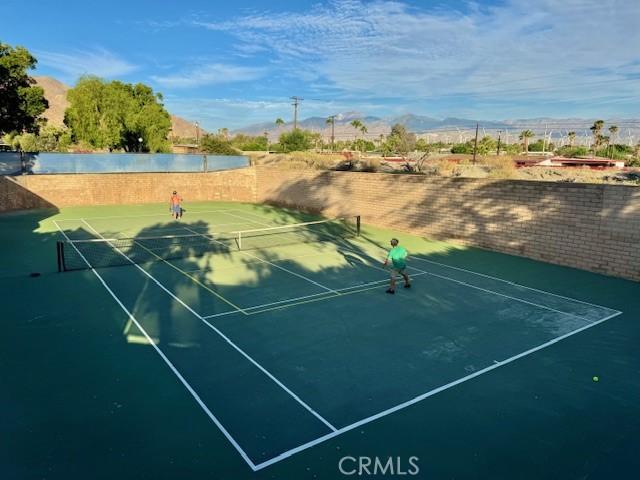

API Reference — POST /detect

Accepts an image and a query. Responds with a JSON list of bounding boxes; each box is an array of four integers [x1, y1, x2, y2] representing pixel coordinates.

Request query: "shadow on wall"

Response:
[[258, 171, 640, 281], [0, 176, 57, 212], [260, 171, 357, 218]]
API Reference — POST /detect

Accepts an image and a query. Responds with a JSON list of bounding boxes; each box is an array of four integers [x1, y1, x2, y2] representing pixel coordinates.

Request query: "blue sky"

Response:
[[3, 0, 640, 130]]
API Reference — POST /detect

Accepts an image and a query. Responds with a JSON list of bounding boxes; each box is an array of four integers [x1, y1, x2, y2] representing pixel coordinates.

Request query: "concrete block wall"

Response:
[[0, 169, 257, 209], [255, 167, 640, 281], [2, 166, 638, 280]]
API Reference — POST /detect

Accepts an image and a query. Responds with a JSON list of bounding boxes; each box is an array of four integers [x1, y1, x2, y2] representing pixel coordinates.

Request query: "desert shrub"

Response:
[[484, 155, 517, 178]]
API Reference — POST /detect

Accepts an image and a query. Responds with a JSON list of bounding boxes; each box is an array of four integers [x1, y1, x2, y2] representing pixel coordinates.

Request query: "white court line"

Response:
[[58, 208, 239, 222], [182, 249, 338, 274], [79, 219, 338, 435], [53, 220, 258, 471], [409, 256, 622, 314], [407, 264, 598, 324], [61, 214, 626, 470], [202, 272, 431, 320], [200, 212, 612, 323], [180, 226, 339, 295], [224, 210, 274, 227], [132, 222, 257, 236], [323, 231, 620, 316], [252, 308, 623, 470]]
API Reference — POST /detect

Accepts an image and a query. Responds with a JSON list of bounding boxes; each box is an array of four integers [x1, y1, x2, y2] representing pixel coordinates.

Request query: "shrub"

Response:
[[199, 134, 240, 155]]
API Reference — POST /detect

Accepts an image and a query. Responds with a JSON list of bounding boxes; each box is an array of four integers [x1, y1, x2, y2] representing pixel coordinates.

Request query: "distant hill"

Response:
[[34, 76, 69, 128], [170, 115, 207, 139], [34, 75, 203, 138]]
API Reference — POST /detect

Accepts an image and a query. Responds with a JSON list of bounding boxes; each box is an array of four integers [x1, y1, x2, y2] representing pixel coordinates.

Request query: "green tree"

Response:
[[64, 76, 170, 152], [519, 130, 535, 153], [278, 129, 313, 152], [230, 133, 268, 151], [199, 134, 239, 155], [0, 42, 48, 134], [556, 145, 589, 158], [528, 139, 555, 152], [352, 139, 375, 152], [275, 118, 285, 128], [567, 131, 576, 147], [385, 123, 416, 156], [17, 132, 38, 152], [418, 139, 448, 153]]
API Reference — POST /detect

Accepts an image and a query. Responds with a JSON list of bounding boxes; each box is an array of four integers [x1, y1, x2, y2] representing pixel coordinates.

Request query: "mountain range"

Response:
[[237, 113, 640, 143], [34, 76, 638, 144]]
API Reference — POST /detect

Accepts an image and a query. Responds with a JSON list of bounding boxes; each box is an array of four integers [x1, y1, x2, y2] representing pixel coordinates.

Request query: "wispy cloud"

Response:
[[151, 63, 265, 88], [191, 0, 640, 105], [36, 47, 137, 79], [163, 96, 287, 130]]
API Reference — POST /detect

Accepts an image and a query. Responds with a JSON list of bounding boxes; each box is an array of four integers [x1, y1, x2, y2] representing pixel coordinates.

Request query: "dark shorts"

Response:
[[171, 204, 181, 214], [390, 266, 406, 277]]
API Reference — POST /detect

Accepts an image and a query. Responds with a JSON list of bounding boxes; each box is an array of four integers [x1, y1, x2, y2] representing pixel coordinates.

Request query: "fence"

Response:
[[0, 152, 23, 175], [3, 152, 249, 174]]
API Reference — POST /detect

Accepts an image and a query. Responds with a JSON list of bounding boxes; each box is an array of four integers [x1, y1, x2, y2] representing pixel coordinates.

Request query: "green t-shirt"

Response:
[[387, 246, 408, 269]]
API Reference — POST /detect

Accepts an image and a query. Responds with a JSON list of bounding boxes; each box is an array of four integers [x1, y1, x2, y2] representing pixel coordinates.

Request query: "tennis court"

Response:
[[4, 201, 639, 479]]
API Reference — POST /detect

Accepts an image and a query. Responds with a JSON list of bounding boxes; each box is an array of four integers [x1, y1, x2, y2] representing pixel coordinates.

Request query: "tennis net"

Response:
[[57, 216, 360, 271]]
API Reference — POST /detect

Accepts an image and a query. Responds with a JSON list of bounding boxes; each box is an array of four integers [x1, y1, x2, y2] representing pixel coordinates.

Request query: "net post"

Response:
[[56, 241, 64, 272], [356, 215, 361, 236]]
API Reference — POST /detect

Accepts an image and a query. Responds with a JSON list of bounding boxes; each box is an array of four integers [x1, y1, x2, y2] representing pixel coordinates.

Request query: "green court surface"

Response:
[[2, 201, 639, 479]]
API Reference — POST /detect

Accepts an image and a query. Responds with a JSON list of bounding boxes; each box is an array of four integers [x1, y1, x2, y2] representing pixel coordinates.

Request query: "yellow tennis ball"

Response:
[[592, 376, 599, 382]]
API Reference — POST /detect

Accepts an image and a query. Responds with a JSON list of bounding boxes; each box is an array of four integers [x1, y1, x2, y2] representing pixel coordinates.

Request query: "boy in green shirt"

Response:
[[383, 238, 411, 294]]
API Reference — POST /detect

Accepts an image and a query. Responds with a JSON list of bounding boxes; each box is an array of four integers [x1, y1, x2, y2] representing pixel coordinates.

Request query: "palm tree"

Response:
[[519, 130, 535, 154], [326, 116, 335, 151], [359, 124, 368, 152], [608, 125, 619, 158], [274, 118, 285, 142], [350, 119, 363, 137], [567, 131, 576, 147], [349, 119, 369, 152], [600, 135, 611, 158], [590, 120, 605, 153], [349, 119, 363, 152]]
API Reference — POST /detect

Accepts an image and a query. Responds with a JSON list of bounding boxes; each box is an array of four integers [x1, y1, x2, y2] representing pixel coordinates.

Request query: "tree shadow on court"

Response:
[[8, 194, 640, 479], [254, 170, 640, 301]]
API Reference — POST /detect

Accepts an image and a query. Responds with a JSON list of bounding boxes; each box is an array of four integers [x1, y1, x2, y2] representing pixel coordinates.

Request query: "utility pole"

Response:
[[195, 121, 200, 146], [473, 123, 479, 163], [497, 130, 502, 155], [291, 96, 303, 130]]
